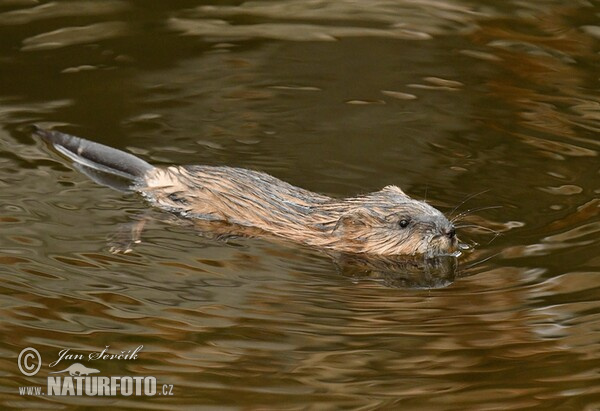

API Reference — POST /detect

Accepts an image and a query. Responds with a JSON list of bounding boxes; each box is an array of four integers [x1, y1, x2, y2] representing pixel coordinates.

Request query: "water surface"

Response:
[[1, 0, 600, 409]]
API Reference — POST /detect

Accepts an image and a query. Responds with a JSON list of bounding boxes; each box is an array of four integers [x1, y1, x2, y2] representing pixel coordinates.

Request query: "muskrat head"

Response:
[[332, 185, 458, 257]]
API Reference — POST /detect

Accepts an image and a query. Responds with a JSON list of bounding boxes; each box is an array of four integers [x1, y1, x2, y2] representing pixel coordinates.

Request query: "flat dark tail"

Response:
[[34, 126, 154, 190]]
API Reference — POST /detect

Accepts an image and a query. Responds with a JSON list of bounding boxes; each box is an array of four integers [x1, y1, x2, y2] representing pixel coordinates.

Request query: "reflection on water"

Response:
[[22, 21, 129, 51], [1, 0, 600, 409], [333, 253, 459, 289]]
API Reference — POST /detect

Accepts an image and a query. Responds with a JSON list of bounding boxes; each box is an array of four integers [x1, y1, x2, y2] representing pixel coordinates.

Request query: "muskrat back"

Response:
[[36, 127, 459, 257]]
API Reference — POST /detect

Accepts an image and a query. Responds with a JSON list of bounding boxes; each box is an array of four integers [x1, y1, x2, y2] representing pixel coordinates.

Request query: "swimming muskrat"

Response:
[[34, 127, 459, 258]]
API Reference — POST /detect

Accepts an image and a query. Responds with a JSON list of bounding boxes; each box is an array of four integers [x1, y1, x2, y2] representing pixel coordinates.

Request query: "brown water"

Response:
[[1, 0, 600, 409]]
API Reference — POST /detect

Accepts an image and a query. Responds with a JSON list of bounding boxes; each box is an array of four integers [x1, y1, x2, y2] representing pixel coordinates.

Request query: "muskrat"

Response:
[[34, 127, 459, 258]]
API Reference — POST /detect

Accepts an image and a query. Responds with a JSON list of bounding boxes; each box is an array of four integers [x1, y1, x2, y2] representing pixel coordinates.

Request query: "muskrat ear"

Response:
[[382, 185, 407, 196], [332, 208, 372, 233]]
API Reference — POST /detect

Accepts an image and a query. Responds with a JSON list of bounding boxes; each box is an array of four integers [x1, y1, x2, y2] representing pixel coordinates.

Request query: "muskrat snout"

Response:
[[421, 216, 459, 257]]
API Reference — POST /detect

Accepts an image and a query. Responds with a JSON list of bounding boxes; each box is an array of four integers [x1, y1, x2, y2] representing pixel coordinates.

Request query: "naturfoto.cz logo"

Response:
[[17, 346, 174, 397]]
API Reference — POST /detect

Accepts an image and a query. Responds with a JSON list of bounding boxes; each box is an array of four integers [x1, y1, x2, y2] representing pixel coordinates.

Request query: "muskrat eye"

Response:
[[398, 219, 410, 228]]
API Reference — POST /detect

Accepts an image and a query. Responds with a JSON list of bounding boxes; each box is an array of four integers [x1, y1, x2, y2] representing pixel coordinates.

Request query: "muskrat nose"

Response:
[[446, 226, 456, 239]]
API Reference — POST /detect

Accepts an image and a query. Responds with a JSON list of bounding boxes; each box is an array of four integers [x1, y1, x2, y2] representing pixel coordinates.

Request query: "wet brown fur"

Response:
[[142, 165, 458, 257]]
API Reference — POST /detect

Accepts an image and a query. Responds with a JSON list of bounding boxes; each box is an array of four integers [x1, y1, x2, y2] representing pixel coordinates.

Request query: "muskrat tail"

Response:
[[34, 126, 155, 190]]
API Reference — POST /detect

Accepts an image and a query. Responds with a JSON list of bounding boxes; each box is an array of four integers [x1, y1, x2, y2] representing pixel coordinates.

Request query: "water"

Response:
[[1, 0, 599, 409]]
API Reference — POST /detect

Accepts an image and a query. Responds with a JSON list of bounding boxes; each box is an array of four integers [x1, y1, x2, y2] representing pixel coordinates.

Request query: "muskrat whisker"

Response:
[[487, 232, 500, 245], [462, 251, 501, 270], [451, 205, 503, 223], [449, 189, 491, 218], [455, 224, 501, 245], [453, 224, 500, 236]]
